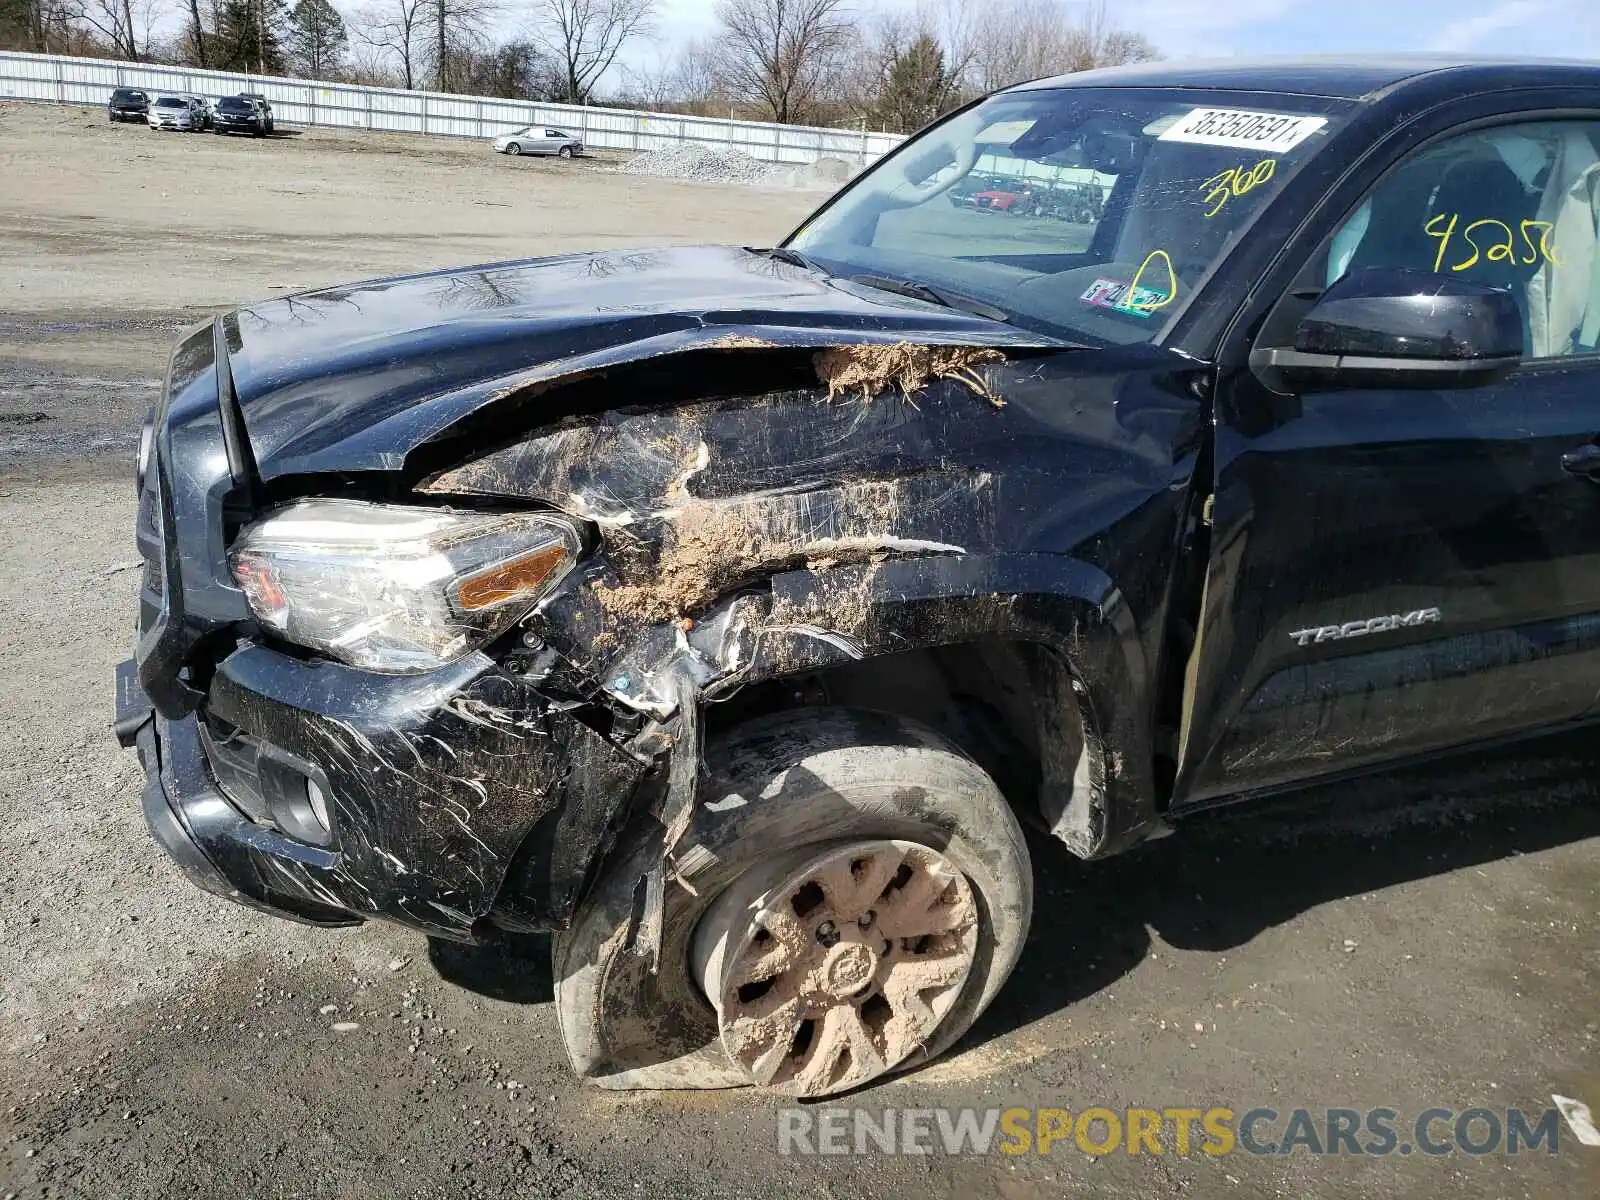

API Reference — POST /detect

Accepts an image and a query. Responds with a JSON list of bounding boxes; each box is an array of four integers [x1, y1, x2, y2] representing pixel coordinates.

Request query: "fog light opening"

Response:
[[305, 778, 331, 833]]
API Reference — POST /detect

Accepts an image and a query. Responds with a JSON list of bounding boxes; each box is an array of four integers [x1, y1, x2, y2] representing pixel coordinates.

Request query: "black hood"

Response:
[[224, 244, 1067, 479]]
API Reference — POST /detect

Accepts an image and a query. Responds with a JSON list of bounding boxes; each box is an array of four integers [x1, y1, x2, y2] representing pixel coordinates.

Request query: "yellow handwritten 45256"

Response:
[[1200, 158, 1277, 218], [1424, 214, 1560, 273]]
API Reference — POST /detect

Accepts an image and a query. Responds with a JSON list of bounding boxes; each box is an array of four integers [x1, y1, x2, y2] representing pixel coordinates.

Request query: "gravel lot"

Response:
[[0, 100, 1596, 1200]]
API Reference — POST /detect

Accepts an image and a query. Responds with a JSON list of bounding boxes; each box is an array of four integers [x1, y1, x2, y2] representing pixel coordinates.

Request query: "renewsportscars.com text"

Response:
[[777, 1106, 1568, 1157]]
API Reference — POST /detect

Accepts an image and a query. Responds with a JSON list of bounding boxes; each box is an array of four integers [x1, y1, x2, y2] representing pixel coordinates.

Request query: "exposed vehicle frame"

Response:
[[119, 57, 1600, 1097]]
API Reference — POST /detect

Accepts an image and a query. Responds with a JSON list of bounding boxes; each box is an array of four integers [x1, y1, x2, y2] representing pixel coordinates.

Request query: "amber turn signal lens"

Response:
[[452, 543, 569, 612]]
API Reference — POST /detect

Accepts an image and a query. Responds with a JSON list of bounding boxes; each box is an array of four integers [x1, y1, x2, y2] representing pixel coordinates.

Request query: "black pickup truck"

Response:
[[117, 57, 1600, 1098]]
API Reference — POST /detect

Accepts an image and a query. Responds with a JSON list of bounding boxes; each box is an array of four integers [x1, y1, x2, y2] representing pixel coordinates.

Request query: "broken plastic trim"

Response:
[[627, 671, 702, 973]]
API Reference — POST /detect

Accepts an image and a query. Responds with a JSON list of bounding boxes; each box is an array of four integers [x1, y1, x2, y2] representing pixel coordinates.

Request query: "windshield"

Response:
[[155, 98, 186, 108], [218, 99, 253, 112], [789, 88, 1348, 344], [112, 89, 144, 101]]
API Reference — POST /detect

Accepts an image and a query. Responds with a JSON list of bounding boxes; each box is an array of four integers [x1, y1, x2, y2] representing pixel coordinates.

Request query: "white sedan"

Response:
[[491, 126, 584, 157], [147, 96, 199, 132]]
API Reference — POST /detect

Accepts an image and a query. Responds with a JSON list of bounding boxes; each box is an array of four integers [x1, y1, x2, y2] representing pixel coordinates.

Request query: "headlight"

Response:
[[135, 409, 155, 494], [228, 499, 581, 673]]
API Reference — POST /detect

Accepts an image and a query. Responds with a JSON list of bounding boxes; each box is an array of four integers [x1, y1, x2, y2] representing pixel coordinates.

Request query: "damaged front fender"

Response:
[[419, 337, 1205, 866]]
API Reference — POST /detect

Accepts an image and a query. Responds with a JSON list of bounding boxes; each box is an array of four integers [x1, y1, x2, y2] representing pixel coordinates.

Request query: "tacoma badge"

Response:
[[1290, 608, 1443, 647]]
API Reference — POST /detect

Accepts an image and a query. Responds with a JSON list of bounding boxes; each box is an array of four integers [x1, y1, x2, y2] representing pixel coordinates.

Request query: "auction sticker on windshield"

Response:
[[1159, 107, 1328, 152]]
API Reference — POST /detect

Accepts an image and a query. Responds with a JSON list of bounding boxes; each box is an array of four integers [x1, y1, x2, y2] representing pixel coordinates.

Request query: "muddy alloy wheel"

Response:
[[553, 708, 1032, 1095], [692, 839, 980, 1095], [507, 142, 521, 155], [558, 145, 574, 158]]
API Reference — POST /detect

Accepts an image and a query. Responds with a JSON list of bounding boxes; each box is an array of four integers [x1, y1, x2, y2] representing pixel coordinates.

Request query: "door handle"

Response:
[[1562, 442, 1600, 480]]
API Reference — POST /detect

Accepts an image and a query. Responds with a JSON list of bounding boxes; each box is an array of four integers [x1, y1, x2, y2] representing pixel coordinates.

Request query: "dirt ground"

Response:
[[0, 100, 1596, 1199]]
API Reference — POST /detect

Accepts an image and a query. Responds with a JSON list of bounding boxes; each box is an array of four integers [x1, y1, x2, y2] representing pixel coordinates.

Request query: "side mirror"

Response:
[[1251, 267, 1523, 392]]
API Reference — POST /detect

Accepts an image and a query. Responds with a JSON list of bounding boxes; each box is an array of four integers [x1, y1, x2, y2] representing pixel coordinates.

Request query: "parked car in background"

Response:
[[491, 126, 583, 157], [213, 95, 269, 137], [146, 96, 197, 132], [236, 93, 274, 133], [969, 186, 1037, 214], [107, 88, 149, 123], [183, 96, 213, 130]]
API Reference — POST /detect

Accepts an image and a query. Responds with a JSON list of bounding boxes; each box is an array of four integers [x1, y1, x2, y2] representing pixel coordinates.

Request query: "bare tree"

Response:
[[533, 0, 655, 105], [670, 37, 729, 113], [711, 0, 851, 124], [69, 0, 144, 58], [352, 0, 425, 87], [1058, 0, 1158, 72], [178, 0, 207, 64], [424, 0, 498, 91], [961, 0, 1158, 94]]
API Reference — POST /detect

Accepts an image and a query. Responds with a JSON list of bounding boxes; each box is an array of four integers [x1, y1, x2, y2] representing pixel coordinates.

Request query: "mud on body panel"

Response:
[[420, 342, 1205, 861]]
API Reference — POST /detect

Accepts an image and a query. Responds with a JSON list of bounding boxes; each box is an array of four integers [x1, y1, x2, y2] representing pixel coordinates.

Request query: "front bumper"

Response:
[[120, 320, 656, 942], [118, 645, 647, 941]]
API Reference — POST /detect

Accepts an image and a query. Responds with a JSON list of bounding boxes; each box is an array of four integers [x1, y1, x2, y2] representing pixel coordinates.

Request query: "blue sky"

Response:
[[623, 0, 1600, 74]]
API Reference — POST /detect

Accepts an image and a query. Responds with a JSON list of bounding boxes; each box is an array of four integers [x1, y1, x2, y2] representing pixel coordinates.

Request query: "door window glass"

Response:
[[1320, 120, 1600, 359]]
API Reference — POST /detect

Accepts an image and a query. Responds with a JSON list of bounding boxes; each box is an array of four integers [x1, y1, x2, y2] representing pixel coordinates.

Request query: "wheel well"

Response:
[[705, 638, 1089, 840]]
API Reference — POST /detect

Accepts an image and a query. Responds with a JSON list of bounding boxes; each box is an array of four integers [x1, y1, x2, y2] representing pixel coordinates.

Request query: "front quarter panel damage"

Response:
[[421, 340, 1205, 865]]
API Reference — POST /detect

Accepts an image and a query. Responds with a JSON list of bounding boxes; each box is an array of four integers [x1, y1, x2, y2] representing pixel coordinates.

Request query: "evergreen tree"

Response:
[[873, 33, 955, 135], [287, 0, 347, 77], [214, 0, 290, 74]]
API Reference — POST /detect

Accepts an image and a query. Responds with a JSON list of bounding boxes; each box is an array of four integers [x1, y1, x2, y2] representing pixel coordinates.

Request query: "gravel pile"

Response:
[[619, 144, 858, 191], [621, 144, 783, 185]]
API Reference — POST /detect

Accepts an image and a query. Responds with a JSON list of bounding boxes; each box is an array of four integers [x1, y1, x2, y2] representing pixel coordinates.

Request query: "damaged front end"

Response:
[[119, 248, 1204, 965]]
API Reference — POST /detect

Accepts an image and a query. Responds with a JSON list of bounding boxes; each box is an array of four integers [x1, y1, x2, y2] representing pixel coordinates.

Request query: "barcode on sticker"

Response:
[[1159, 108, 1328, 153]]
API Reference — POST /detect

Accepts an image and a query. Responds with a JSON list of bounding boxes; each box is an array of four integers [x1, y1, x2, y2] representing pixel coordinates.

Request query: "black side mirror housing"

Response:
[[1251, 266, 1524, 392]]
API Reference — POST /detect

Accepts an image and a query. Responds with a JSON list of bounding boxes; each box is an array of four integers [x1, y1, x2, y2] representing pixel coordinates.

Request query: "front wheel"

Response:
[[557, 145, 574, 159], [506, 142, 521, 155], [553, 708, 1032, 1097]]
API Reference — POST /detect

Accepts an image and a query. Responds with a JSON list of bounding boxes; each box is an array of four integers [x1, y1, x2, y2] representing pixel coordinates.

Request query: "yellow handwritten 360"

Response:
[[1424, 214, 1560, 273], [1200, 158, 1277, 217]]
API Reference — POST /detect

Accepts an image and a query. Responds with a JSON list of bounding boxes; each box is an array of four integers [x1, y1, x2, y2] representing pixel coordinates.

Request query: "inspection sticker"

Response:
[[1080, 277, 1167, 317], [1158, 107, 1327, 152]]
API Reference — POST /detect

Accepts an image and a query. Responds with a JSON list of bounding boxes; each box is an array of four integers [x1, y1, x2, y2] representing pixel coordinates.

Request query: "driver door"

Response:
[[1176, 111, 1600, 805]]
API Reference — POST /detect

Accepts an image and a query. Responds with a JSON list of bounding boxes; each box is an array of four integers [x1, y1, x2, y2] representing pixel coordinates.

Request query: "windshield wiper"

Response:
[[759, 246, 827, 273], [846, 274, 1010, 323]]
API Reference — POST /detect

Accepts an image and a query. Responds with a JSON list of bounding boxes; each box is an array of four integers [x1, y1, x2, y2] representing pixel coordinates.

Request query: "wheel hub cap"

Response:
[[819, 941, 878, 998], [691, 840, 978, 1097]]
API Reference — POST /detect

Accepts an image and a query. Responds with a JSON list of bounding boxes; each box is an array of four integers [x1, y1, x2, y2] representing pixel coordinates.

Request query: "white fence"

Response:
[[0, 50, 906, 165]]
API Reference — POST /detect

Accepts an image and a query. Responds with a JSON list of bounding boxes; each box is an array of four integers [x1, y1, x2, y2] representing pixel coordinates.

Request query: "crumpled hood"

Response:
[[225, 244, 1067, 478]]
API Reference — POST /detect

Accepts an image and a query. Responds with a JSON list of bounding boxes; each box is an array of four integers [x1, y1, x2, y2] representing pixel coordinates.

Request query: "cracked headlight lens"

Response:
[[229, 498, 580, 673]]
